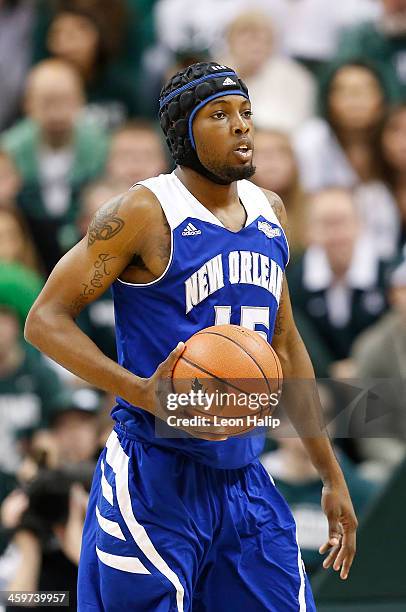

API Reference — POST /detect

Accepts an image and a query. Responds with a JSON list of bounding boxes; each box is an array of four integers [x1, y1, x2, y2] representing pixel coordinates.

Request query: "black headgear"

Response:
[[159, 62, 250, 184]]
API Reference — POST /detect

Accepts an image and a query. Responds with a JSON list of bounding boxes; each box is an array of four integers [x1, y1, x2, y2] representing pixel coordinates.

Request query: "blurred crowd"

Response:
[[0, 0, 405, 604]]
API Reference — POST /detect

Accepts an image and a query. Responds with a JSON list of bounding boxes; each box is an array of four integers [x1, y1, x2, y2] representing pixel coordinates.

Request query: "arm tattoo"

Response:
[[88, 196, 125, 246], [70, 253, 116, 317]]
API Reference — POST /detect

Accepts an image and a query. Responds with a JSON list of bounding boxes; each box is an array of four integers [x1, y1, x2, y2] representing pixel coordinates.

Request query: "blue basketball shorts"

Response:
[[78, 426, 316, 611]]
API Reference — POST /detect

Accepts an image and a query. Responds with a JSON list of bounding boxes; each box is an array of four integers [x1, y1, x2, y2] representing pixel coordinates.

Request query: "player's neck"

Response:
[[175, 166, 239, 210]]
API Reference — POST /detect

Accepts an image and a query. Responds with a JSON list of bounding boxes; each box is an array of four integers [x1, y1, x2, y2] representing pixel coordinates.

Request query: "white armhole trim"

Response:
[[116, 228, 174, 288], [118, 176, 175, 287], [239, 181, 290, 265]]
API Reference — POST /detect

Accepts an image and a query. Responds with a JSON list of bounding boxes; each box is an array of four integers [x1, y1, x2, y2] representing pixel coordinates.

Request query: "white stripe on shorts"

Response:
[[96, 546, 150, 574], [266, 470, 306, 610], [96, 506, 126, 541], [105, 430, 185, 612], [295, 529, 307, 611]]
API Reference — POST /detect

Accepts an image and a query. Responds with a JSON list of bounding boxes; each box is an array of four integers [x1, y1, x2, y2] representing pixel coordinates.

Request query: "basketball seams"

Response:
[[194, 331, 274, 396], [178, 355, 252, 396], [177, 356, 267, 420]]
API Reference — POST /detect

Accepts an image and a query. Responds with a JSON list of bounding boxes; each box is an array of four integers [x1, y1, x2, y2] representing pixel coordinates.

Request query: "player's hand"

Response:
[[140, 341, 185, 415], [319, 482, 358, 580], [142, 342, 228, 441]]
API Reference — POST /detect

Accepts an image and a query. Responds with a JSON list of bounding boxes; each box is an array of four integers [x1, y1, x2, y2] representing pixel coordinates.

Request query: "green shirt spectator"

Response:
[[0, 262, 66, 474], [32, 0, 142, 129], [336, 8, 406, 101], [0, 60, 109, 273], [0, 340, 67, 474], [262, 448, 378, 573]]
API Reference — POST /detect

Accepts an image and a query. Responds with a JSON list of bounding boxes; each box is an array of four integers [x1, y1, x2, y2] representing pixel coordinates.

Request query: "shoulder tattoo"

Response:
[[88, 195, 125, 247]]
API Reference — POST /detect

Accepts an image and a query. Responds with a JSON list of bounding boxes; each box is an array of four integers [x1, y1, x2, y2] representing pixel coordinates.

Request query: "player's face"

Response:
[[192, 95, 255, 182]]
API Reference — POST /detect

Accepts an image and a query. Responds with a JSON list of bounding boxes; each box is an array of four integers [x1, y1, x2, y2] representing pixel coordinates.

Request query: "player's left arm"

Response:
[[263, 189, 358, 580]]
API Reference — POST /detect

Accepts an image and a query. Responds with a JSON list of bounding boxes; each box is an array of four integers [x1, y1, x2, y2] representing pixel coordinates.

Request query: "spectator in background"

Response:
[[0, 151, 21, 209], [0, 0, 35, 131], [288, 188, 388, 376], [17, 388, 102, 478], [351, 259, 406, 477], [1, 468, 90, 610], [381, 104, 406, 254], [106, 120, 168, 188], [48, 389, 101, 466], [0, 262, 64, 478], [261, 0, 381, 73], [346, 104, 406, 263], [44, 0, 137, 129], [221, 11, 316, 134], [252, 129, 308, 258], [1, 59, 109, 274], [0, 380, 100, 605], [336, 0, 406, 101], [152, 0, 379, 68], [294, 60, 390, 192], [261, 385, 378, 574], [0, 207, 42, 275], [76, 178, 126, 237]]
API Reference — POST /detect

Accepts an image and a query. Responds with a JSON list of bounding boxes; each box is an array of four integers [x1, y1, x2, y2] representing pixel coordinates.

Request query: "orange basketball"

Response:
[[171, 325, 282, 437]]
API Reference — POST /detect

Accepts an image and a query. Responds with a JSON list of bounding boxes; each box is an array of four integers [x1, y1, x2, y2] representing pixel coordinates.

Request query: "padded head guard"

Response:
[[159, 62, 249, 184]]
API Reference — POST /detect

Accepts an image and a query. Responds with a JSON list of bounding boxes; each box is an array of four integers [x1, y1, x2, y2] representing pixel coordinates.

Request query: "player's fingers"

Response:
[[157, 342, 185, 378], [321, 510, 341, 553], [319, 533, 340, 555], [340, 548, 356, 580], [319, 541, 329, 555], [322, 541, 341, 569], [333, 529, 356, 579]]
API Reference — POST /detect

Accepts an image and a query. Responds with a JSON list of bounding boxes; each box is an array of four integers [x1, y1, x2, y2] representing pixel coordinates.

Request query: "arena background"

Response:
[[0, 0, 405, 610]]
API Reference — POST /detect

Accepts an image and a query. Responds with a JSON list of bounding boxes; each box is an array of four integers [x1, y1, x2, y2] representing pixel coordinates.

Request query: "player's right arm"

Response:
[[24, 188, 184, 414]]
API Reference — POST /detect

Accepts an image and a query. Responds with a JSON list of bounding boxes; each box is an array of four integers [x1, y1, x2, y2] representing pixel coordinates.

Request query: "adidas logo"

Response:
[[182, 222, 202, 236], [223, 77, 236, 86], [258, 221, 281, 239]]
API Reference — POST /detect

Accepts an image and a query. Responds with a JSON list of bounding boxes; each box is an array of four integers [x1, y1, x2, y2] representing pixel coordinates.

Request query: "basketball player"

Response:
[[25, 63, 357, 611]]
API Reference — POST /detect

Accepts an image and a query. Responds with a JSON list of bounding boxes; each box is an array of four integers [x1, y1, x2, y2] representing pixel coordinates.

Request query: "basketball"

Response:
[[172, 325, 282, 436]]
